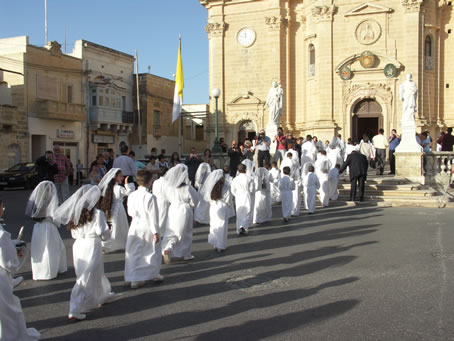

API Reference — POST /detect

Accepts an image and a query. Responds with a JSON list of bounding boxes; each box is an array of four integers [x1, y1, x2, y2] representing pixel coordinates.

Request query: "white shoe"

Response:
[[103, 291, 116, 304], [13, 276, 24, 288], [184, 255, 195, 261], [68, 313, 86, 321], [151, 275, 164, 282], [131, 281, 145, 289]]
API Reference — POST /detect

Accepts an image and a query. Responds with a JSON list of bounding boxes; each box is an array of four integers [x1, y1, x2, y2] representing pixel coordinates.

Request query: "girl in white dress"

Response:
[[194, 163, 211, 225], [204, 169, 232, 252], [162, 164, 200, 264], [253, 167, 272, 224], [0, 200, 40, 341], [25, 181, 67, 280], [58, 186, 114, 321], [303, 163, 320, 214], [151, 167, 170, 237], [98, 168, 135, 253], [269, 161, 281, 204]]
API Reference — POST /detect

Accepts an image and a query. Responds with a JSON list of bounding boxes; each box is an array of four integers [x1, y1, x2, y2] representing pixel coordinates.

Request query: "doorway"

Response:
[[352, 99, 382, 142], [238, 120, 256, 145]]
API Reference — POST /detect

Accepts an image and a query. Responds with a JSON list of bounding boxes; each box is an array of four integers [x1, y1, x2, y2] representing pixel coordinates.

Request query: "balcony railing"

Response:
[[122, 111, 134, 124], [32, 99, 85, 121], [423, 152, 454, 189]]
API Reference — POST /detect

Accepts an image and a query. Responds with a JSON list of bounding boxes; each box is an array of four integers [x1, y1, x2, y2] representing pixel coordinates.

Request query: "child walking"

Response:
[[25, 181, 67, 280], [303, 164, 320, 214], [279, 166, 295, 222], [125, 170, 163, 289]]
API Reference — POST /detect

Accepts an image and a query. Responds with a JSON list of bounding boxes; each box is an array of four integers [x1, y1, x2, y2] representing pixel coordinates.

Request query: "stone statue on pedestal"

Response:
[[266, 81, 284, 127], [399, 73, 417, 124]]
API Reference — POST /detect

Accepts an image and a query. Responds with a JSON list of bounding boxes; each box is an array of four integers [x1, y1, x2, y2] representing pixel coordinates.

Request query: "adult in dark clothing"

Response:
[[227, 140, 242, 177], [104, 148, 114, 170], [339, 150, 369, 202], [185, 147, 201, 186], [36, 151, 58, 182], [441, 128, 454, 152]]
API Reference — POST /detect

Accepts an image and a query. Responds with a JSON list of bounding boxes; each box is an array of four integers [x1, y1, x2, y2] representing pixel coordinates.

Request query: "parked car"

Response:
[[0, 162, 40, 190]]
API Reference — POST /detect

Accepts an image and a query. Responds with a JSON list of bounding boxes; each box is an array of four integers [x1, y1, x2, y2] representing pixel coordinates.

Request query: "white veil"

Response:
[[98, 168, 122, 196], [164, 163, 189, 188], [195, 163, 211, 190], [201, 169, 224, 201], [73, 186, 102, 225], [255, 167, 269, 190], [25, 181, 59, 219], [302, 162, 314, 178], [53, 184, 93, 226], [241, 159, 255, 178]]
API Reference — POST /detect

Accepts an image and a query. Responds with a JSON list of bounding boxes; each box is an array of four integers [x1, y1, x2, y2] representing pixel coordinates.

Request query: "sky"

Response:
[[0, 0, 209, 104]]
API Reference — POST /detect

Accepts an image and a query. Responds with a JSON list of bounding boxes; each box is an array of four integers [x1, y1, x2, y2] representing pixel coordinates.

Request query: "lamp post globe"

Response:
[[212, 88, 222, 153]]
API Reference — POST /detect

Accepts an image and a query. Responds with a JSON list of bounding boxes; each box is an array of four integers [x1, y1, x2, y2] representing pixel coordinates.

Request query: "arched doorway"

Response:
[[352, 99, 382, 142], [238, 120, 257, 145]]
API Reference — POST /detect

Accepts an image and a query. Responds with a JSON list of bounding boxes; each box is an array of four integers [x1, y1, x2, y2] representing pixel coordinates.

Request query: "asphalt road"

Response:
[[2, 187, 454, 340]]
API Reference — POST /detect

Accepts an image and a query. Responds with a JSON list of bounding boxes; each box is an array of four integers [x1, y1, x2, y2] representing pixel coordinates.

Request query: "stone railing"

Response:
[[423, 152, 454, 189]]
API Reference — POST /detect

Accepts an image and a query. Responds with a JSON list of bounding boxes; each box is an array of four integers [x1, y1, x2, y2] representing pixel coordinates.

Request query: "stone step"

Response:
[[337, 189, 436, 197], [332, 197, 454, 208], [338, 183, 422, 191]]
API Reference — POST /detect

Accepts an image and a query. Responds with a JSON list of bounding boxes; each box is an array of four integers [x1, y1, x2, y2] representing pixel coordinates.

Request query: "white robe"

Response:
[[253, 173, 272, 224], [231, 173, 255, 233], [30, 217, 67, 280], [279, 175, 295, 219], [208, 184, 232, 250], [328, 168, 340, 201], [304, 173, 320, 213], [315, 156, 331, 207], [269, 168, 281, 204], [0, 225, 40, 341], [162, 185, 199, 258], [282, 157, 302, 217], [102, 183, 135, 252], [125, 187, 161, 282], [194, 185, 210, 225], [300, 141, 316, 168], [224, 174, 236, 219], [69, 209, 112, 315], [152, 178, 170, 236], [327, 147, 343, 170]]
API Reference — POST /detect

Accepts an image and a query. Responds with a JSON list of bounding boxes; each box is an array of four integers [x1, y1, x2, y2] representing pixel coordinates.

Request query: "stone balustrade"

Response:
[[423, 152, 454, 190]]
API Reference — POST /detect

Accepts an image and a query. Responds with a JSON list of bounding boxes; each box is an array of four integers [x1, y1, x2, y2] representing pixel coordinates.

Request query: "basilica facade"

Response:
[[201, 0, 454, 145]]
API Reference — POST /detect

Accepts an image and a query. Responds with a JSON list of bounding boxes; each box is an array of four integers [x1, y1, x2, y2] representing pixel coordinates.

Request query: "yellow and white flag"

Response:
[[172, 38, 184, 123]]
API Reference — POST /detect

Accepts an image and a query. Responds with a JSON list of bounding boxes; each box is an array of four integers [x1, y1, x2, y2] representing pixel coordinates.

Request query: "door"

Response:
[[352, 99, 382, 142]]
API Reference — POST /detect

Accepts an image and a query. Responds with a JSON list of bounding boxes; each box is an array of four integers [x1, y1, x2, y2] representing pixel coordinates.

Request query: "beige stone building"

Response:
[[201, 0, 454, 146], [132, 73, 207, 157]]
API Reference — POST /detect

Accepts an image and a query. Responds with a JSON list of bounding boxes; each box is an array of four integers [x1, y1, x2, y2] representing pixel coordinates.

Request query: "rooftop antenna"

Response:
[[45, 0, 48, 44], [148, 65, 151, 74], [64, 25, 67, 53]]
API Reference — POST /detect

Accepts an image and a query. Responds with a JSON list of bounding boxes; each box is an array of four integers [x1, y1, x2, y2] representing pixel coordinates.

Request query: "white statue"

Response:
[[399, 73, 418, 123], [266, 81, 284, 127]]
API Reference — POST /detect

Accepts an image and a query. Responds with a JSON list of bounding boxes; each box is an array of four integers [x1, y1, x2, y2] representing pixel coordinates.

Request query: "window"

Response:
[[153, 110, 161, 127], [195, 125, 204, 141], [99, 96, 104, 106], [92, 95, 97, 106], [67, 85, 73, 103], [308, 44, 315, 77], [105, 97, 110, 106], [425, 35, 433, 70], [121, 96, 126, 111]]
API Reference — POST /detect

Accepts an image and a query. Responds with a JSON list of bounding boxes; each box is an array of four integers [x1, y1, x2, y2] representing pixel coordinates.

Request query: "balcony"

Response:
[[90, 107, 132, 133], [122, 111, 134, 124], [0, 106, 18, 126], [32, 99, 85, 121]]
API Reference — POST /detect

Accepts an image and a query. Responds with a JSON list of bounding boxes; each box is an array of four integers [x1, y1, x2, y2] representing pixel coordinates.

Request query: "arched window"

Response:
[[308, 44, 315, 77], [425, 35, 433, 70]]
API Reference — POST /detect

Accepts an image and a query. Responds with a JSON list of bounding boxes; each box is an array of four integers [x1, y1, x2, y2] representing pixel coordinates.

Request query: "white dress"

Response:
[[231, 173, 255, 233], [125, 187, 161, 282], [279, 175, 295, 219], [328, 168, 340, 200], [253, 174, 272, 224], [304, 173, 320, 213], [30, 217, 67, 280], [152, 178, 170, 236], [162, 185, 199, 259], [224, 174, 236, 219], [0, 225, 40, 341], [269, 168, 281, 204], [315, 157, 331, 207], [208, 184, 232, 250], [194, 187, 210, 225], [69, 209, 112, 315], [300, 141, 316, 168], [102, 183, 135, 252]]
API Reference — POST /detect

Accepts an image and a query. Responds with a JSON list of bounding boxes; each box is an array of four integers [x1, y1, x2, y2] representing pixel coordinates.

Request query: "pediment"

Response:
[[229, 92, 264, 105], [344, 2, 393, 17]]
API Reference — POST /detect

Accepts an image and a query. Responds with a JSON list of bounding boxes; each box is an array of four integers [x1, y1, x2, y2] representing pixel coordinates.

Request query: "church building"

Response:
[[201, 0, 454, 145]]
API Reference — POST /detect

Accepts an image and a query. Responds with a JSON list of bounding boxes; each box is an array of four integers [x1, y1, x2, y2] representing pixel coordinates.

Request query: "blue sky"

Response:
[[0, 0, 209, 104]]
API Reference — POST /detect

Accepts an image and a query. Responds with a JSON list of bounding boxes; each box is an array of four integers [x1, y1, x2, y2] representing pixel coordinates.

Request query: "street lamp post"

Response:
[[211, 88, 222, 153]]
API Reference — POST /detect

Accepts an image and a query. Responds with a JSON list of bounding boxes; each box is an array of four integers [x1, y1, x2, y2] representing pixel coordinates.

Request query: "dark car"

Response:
[[0, 162, 40, 190]]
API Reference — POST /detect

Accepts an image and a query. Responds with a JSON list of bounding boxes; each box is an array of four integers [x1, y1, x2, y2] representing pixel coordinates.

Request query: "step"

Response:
[[337, 189, 437, 197], [338, 183, 422, 191], [333, 197, 454, 208]]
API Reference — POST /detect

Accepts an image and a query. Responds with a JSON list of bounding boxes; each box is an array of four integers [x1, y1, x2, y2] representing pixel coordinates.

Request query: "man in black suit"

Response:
[[339, 150, 369, 201]]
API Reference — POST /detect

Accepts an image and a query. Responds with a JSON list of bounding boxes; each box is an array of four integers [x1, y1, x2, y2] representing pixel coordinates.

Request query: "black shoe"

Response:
[[359, 198, 364, 202]]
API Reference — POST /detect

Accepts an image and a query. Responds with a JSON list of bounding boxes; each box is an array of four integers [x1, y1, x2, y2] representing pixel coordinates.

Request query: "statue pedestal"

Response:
[[395, 120, 423, 153], [266, 122, 278, 158], [395, 120, 424, 183]]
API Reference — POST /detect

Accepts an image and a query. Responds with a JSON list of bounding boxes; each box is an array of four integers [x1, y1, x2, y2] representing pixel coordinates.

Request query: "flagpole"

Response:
[[44, 0, 48, 44], [178, 35, 182, 155], [135, 49, 142, 146]]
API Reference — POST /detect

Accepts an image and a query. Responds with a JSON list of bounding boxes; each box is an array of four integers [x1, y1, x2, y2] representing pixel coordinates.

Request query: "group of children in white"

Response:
[[1, 135, 350, 340]]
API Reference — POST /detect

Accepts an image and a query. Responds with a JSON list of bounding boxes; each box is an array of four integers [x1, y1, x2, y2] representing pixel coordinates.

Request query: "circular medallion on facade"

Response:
[[340, 65, 353, 80], [384, 64, 397, 78], [360, 51, 375, 68], [355, 19, 381, 45], [236, 27, 256, 48]]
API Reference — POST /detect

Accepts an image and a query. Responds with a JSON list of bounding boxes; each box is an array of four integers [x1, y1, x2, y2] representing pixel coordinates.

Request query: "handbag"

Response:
[[369, 158, 376, 169]]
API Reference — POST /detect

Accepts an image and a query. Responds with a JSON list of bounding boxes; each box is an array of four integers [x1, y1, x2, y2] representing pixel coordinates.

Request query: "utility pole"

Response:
[[45, 0, 48, 44], [135, 50, 142, 146]]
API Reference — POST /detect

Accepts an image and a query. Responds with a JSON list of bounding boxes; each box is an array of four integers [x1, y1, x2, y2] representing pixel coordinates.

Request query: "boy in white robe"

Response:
[[231, 164, 255, 235], [279, 166, 295, 222], [328, 164, 341, 201], [125, 170, 163, 289], [0, 200, 40, 340], [269, 161, 281, 204], [303, 165, 320, 214], [315, 150, 331, 207], [253, 167, 272, 224]]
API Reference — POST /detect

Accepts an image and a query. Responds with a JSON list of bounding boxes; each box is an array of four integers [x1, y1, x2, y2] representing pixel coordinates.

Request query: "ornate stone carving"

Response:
[[205, 22, 227, 38], [401, 0, 423, 13], [355, 19, 382, 45], [311, 5, 336, 22], [265, 16, 286, 32], [47, 41, 62, 57]]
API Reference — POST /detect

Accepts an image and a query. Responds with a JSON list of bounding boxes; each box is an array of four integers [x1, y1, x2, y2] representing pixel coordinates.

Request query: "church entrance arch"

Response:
[[237, 120, 257, 145], [352, 99, 383, 143]]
